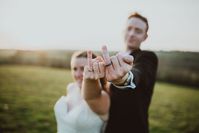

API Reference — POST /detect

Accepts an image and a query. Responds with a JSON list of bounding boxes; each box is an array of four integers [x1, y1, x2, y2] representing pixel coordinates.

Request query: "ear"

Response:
[[143, 33, 148, 41]]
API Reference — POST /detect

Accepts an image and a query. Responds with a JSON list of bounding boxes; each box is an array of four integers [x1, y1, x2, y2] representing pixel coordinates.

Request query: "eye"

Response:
[[73, 67, 77, 71], [127, 26, 132, 31], [135, 28, 143, 34]]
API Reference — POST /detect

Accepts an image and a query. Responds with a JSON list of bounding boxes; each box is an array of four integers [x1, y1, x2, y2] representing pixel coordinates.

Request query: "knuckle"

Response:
[[90, 75, 95, 79], [111, 75, 117, 80], [99, 75, 103, 78], [116, 69, 124, 77], [110, 56, 116, 61], [106, 75, 110, 81], [115, 71, 121, 77], [127, 65, 132, 71], [123, 69, 128, 74], [120, 71, 124, 78], [107, 74, 113, 80]]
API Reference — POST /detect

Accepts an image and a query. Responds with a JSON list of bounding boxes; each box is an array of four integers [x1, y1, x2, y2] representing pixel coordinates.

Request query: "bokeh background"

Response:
[[0, 0, 199, 133]]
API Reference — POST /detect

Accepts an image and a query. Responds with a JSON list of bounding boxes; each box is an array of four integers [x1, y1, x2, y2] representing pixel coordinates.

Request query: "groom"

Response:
[[102, 12, 158, 133]]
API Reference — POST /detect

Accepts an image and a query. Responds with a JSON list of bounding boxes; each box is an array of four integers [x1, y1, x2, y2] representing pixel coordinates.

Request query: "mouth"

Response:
[[128, 38, 136, 43]]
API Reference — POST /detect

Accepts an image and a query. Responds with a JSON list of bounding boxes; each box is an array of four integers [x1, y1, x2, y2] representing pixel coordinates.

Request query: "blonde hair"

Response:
[[71, 51, 97, 67]]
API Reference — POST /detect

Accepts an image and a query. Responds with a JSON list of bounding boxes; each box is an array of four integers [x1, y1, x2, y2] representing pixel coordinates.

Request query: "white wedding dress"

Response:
[[54, 83, 104, 133]]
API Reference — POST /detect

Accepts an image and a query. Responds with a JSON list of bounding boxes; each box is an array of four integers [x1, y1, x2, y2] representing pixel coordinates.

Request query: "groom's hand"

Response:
[[102, 45, 134, 85]]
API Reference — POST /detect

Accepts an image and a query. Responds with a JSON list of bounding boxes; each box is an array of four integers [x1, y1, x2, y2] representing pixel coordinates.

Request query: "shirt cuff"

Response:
[[112, 71, 136, 90]]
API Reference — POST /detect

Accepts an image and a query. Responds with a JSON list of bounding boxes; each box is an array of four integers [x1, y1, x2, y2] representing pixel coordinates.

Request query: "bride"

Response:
[[54, 51, 110, 133]]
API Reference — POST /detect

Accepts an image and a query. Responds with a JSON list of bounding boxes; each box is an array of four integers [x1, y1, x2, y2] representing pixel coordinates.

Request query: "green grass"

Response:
[[0, 65, 73, 133], [0, 65, 199, 133], [150, 83, 199, 133]]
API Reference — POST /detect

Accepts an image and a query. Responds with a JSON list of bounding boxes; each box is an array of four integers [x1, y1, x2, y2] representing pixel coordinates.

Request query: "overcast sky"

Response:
[[0, 0, 199, 51]]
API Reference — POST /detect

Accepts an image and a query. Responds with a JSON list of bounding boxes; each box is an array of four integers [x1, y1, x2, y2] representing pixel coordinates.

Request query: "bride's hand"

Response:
[[82, 51, 110, 119], [83, 51, 105, 80]]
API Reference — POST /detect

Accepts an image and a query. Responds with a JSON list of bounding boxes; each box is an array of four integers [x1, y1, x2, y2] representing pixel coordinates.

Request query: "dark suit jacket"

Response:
[[105, 49, 158, 133]]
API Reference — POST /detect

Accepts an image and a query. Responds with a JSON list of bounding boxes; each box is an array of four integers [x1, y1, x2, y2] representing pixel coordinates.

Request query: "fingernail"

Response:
[[102, 45, 107, 51]]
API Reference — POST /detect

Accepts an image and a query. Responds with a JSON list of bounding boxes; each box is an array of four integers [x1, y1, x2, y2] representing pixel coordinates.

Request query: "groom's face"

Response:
[[125, 17, 148, 51]]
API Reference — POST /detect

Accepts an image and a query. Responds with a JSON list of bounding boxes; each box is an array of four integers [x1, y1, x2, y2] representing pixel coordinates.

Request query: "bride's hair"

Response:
[[71, 51, 97, 60], [70, 51, 97, 71]]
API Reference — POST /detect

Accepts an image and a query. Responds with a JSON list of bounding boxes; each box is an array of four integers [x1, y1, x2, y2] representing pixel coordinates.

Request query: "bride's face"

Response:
[[71, 57, 87, 88]]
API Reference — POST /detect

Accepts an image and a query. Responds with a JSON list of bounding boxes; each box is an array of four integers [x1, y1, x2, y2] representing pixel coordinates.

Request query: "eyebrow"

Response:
[[128, 25, 143, 31], [135, 27, 143, 31]]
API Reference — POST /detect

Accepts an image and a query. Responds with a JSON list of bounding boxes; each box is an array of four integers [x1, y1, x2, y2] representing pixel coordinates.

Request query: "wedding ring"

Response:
[[105, 62, 112, 67]]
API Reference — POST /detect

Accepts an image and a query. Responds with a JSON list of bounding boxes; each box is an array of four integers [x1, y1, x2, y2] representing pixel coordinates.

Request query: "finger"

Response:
[[101, 45, 111, 65], [96, 56, 104, 62], [110, 56, 120, 71], [93, 61, 100, 79], [99, 77, 107, 90], [99, 62, 105, 77], [87, 50, 93, 70], [117, 53, 125, 66], [85, 65, 96, 79], [123, 55, 134, 65], [117, 51, 129, 56], [83, 65, 92, 79], [126, 64, 133, 72], [84, 65, 90, 73]]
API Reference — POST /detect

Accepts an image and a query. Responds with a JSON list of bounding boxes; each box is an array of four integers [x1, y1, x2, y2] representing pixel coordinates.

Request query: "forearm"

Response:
[[131, 68, 142, 86], [82, 79, 110, 117], [82, 79, 102, 101]]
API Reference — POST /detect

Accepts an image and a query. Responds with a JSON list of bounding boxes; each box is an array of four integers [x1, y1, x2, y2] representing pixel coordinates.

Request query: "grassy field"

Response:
[[0, 65, 199, 133], [1, 49, 199, 87]]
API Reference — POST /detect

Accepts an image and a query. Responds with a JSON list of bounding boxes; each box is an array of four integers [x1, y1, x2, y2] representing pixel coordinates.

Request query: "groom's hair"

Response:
[[128, 12, 149, 32]]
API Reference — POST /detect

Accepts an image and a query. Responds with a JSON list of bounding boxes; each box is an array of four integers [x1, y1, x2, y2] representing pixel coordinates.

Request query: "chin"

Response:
[[127, 45, 136, 50], [78, 82, 82, 88], [75, 80, 82, 88], [127, 43, 139, 50]]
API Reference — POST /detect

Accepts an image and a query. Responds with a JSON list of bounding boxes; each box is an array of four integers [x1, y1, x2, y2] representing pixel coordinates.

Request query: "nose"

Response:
[[128, 29, 135, 37], [75, 69, 83, 79]]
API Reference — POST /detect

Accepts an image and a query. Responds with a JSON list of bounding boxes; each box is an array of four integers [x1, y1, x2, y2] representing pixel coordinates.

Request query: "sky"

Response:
[[0, 0, 199, 52]]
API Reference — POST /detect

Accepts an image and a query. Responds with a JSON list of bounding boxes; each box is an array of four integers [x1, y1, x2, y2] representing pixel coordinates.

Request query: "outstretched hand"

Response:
[[83, 51, 105, 80], [101, 45, 134, 84], [83, 45, 134, 85]]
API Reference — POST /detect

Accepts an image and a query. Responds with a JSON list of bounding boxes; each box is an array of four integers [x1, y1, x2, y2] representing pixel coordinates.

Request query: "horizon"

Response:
[[0, 47, 198, 53]]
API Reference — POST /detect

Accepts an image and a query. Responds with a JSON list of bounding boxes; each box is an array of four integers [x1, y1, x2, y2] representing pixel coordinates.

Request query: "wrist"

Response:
[[112, 72, 129, 85]]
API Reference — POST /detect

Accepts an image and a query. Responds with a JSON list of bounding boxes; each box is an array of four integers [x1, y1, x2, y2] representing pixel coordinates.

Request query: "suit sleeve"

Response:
[[111, 51, 158, 90], [131, 52, 158, 88]]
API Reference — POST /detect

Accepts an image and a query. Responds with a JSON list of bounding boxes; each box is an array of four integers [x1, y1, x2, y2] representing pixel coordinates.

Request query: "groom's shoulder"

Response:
[[137, 50, 158, 64], [140, 50, 157, 59], [141, 50, 156, 56]]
